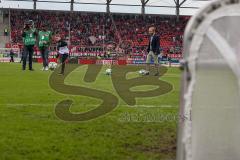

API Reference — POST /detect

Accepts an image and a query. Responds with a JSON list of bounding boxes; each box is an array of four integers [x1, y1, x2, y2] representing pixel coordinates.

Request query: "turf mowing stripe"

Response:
[[1, 104, 178, 108]]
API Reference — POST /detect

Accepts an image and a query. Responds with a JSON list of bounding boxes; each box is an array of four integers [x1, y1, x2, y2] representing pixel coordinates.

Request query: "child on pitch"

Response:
[[55, 34, 69, 75]]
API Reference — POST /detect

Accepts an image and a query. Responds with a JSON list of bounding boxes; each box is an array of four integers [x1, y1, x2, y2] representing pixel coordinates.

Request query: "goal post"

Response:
[[177, 0, 240, 160]]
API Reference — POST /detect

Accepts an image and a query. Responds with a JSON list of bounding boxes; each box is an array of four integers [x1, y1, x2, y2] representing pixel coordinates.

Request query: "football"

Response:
[[139, 69, 147, 75], [105, 68, 112, 75], [49, 62, 58, 70]]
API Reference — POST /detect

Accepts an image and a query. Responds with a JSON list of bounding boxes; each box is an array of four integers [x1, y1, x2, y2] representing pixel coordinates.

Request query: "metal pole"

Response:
[[70, 0, 74, 12], [141, 0, 149, 16], [176, 0, 188, 23], [176, 0, 180, 23], [106, 3, 110, 13], [141, 3, 145, 15], [68, 23, 71, 46], [33, 0, 37, 10], [106, 0, 112, 14], [9, 9, 11, 43], [103, 24, 105, 55]]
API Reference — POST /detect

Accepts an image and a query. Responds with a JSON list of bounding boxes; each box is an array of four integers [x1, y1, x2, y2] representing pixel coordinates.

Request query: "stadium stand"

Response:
[[9, 10, 189, 56]]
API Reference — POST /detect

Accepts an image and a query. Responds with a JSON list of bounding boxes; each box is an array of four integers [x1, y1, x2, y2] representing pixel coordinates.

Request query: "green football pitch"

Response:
[[0, 63, 181, 160]]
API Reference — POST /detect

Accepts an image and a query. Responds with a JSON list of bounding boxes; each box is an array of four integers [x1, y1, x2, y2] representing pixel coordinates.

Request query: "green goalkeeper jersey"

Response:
[[38, 31, 52, 47], [23, 28, 37, 46]]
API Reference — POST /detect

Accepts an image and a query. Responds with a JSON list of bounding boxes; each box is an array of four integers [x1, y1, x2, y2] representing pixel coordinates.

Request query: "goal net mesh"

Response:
[[177, 1, 240, 160]]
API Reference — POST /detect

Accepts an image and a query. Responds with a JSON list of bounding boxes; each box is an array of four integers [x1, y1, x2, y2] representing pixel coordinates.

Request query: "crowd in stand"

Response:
[[10, 10, 189, 56]]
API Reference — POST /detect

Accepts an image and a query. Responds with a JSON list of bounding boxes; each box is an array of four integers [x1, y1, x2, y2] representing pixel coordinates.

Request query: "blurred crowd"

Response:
[[10, 10, 189, 55]]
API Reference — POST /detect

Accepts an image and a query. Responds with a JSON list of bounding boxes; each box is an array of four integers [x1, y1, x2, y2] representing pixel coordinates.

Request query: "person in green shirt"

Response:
[[38, 24, 52, 71], [22, 20, 37, 71]]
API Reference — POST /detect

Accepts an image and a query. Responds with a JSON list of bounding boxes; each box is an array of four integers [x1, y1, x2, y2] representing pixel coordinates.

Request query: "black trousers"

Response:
[[22, 45, 34, 70], [10, 55, 14, 62], [60, 54, 68, 74], [40, 47, 49, 67]]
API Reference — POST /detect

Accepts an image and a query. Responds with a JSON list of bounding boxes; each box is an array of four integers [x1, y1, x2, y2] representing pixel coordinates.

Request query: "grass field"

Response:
[[0, 63, 181, 160]]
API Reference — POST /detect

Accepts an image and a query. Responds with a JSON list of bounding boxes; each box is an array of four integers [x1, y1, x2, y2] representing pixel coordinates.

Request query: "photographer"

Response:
[[22, 20, 37, 71]]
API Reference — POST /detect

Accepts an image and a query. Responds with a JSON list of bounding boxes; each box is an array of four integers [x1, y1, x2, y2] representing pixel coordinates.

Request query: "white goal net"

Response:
[[177, 0, 240, 160]]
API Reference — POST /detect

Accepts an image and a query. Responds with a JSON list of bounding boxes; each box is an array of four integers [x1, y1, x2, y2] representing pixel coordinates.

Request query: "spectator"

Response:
[[9, 10, 189, 59], [9, 49, 14, 62], [4, 28, 8, 36]]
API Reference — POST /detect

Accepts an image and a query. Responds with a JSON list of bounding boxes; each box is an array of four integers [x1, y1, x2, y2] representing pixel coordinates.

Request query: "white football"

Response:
[[139, 69, 146, 75], [49, 62, 58, 70], [105, 68, 112, 75]]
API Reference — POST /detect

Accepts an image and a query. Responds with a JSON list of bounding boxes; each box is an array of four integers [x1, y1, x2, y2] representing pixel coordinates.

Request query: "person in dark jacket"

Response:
[[9, 49, 14, 62], [55, 34, 69, 75], [145, 26, 160, 76]]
